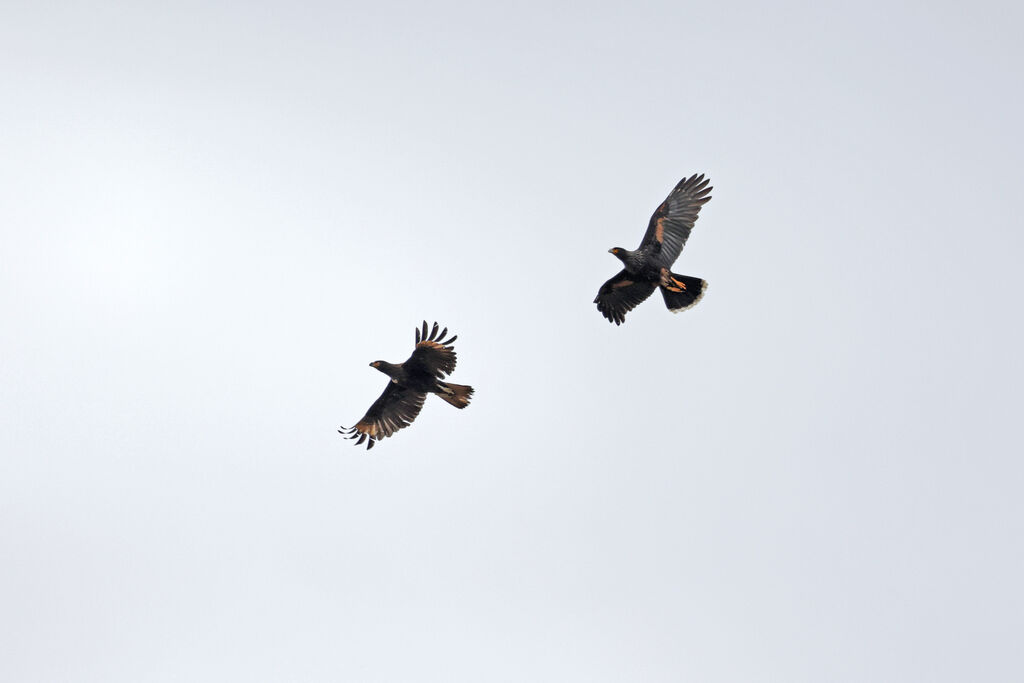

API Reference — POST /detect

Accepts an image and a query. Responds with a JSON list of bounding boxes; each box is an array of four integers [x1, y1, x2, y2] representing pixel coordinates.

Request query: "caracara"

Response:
[[339, 322, 473, 449], [595, 174, 713, 325]]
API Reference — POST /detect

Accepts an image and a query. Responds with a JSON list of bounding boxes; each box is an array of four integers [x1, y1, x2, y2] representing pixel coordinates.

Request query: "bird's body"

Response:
[[339, 322, 473, 450], [611, 247, 663, 281], [594, 174, 713, 325], [369, 360, 450, 395]]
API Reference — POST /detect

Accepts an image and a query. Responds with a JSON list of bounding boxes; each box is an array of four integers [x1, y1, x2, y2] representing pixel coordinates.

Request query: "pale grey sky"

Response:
[[2, 1, 1022, 681]]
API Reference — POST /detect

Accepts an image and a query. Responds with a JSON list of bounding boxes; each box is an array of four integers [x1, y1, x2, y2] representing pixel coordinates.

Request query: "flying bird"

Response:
[[594, 174, 713, 325], [339, 321, 474, 450]]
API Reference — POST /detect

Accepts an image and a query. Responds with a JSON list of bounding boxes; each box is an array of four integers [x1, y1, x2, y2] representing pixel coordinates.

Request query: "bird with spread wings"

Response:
[[339, 322, 474, 450], [595, 173, 713, 325]]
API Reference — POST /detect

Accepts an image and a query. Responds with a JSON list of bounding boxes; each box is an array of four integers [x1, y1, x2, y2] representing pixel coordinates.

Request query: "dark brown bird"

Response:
[[594, 174, 713, 325], [339, 321, 474, 450]]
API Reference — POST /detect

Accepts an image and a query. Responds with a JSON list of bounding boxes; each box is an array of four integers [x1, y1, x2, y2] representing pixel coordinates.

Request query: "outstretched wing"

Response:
[[339, 383, 426, 450], [405, 321, 459, 378], [639, 173, 712, 266], [594, 269, 657, 325]]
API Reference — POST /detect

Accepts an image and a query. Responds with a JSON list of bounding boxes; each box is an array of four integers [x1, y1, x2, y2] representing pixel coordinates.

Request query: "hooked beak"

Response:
[[608, 248, 615, 254]]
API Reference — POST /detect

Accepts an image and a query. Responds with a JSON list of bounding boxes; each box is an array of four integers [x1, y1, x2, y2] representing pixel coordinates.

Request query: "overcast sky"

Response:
[[2, 1, 1022, 681]]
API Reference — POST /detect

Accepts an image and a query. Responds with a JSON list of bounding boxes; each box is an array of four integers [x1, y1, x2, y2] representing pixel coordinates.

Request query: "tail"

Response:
[[436, 382, 474, 408], [659, 270, 708, 313]]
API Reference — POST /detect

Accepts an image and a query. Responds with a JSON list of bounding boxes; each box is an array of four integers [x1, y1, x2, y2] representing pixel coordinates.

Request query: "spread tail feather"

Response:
[[437, 382, 473, 408], [659, 271, 708, 313]]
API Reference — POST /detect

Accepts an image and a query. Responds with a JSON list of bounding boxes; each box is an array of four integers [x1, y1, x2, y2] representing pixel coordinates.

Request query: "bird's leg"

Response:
[[659, 268, 687, 293]]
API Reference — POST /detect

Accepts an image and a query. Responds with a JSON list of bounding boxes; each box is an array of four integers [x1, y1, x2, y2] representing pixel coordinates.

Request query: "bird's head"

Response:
[[609, 247, 628, 261], [370, 361, 383, 369]]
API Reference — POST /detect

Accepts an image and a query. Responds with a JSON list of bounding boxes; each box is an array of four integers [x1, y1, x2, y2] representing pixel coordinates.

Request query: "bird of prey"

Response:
[[339, 321, 474, 450], [594, 174, 713, 325]]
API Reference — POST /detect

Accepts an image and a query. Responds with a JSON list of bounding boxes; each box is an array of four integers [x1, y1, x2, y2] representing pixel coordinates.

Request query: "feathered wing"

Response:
[[338, 383, 426, 449], [639, 173, 712, 266], [406, 321, 459, 378], [594, 269, 657, 325]]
